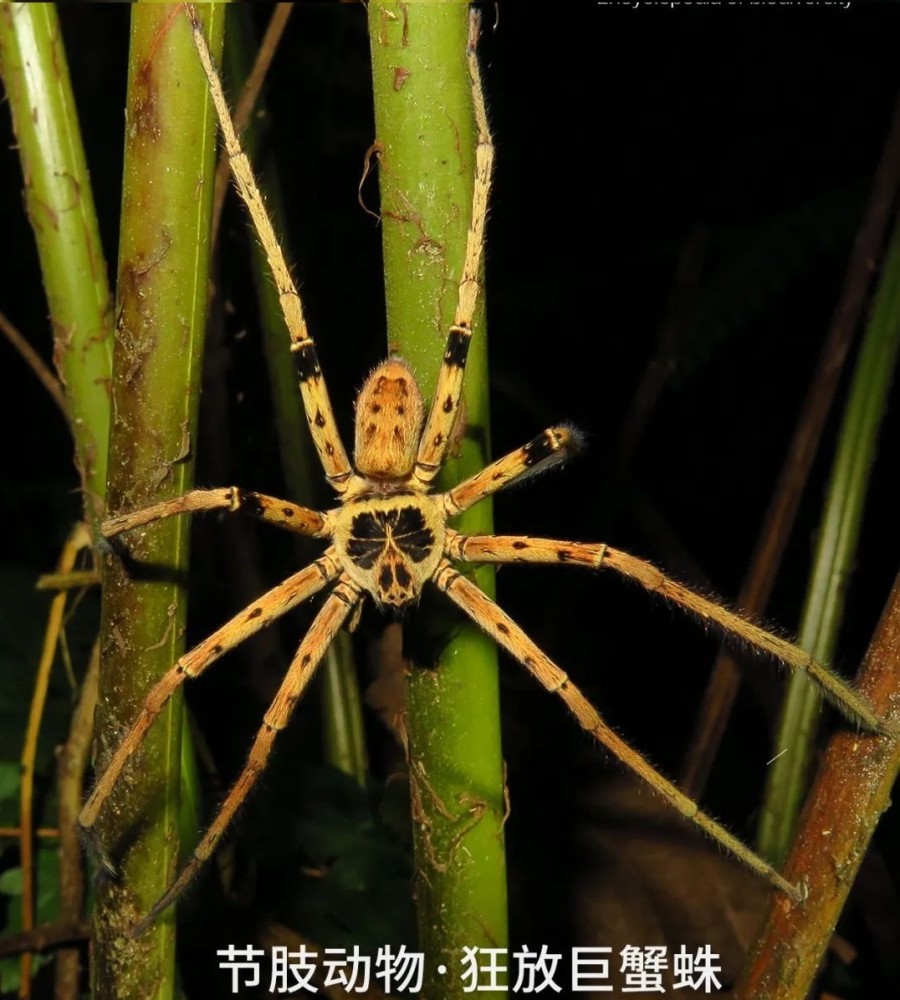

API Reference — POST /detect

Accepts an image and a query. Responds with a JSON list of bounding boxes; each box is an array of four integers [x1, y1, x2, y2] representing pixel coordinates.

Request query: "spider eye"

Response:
[[354, 359, 424, 479]]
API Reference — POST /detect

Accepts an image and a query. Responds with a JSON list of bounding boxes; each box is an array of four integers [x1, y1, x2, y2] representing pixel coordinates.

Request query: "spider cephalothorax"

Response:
[[331, 491, 445, 607], [79, 3, 893, 938]]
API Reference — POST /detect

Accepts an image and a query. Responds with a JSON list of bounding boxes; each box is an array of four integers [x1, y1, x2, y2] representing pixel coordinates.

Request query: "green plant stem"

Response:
[[0, 7, 112, 995], [756, 210, 900, 863], [369, 4, 507, 992], [93, 6, 224, 1000], [0, 3, 113, 536]]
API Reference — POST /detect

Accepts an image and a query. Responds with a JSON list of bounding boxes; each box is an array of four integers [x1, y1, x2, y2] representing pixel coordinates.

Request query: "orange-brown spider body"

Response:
[[353, 358, 425, 481], [331, 358, 445, 607]]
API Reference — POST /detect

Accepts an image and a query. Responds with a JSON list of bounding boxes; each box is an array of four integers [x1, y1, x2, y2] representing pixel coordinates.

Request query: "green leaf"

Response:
[[0, 761, 19, 804], [0, 867, 23, 896]]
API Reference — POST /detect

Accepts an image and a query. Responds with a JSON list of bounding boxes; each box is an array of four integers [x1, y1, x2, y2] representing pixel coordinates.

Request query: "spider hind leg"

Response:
[[430, 559, 803, 901], [132, 576, 361, 936], [448, 532, 888, 734], [79, 553, 341, 847]]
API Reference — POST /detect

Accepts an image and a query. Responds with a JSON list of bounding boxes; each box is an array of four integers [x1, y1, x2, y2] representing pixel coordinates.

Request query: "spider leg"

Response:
[[102, 487, 327, 539], [431, 560, 802, 901], [442, 426, 583, 517], [79, 550, 341, 841], [132, 574, 361, 936], [413, 12, 493, 488], [184, 4, 353, 492], [447, 533, 889, 735]]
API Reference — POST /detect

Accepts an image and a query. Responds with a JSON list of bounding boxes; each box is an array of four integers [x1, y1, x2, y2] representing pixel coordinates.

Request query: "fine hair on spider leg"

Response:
[[446, 530, 889, 734], [442, 424, 585, 517], [81, 3, 895, 935]]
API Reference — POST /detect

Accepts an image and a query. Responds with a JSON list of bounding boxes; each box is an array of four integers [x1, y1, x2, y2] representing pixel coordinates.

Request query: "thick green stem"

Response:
[[93, 6, 224, 999], [369, 4, 507, 992], [756, 210, 900, 863]]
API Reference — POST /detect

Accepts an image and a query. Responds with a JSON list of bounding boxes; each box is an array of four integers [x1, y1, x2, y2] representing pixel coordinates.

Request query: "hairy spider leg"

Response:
[[446, 532, 887, 735], [186, 4, 353, 492], [79, 552, 341, 843], [131, 575, 361, 936], [442, 425, 584, 517], [431, 560, 803, 901], [413, 12, 494, 488], [102, 487, 327, 539]]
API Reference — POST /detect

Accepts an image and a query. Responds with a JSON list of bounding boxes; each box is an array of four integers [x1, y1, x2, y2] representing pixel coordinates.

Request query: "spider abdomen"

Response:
[[332, 493, 445, 607], [354, 359, 424, 479]]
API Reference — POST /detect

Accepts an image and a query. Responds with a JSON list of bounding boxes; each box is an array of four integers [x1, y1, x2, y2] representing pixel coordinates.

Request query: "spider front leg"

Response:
[[430, 560, 802, 901], [131, 574, 361, 937], [102, 486, 327, 539], [442, 424, 584, 517], [446, 532, 889, 735], [79, 551, 341, 853], [185, 3, 353, 492], [412, 12, 494, 489]]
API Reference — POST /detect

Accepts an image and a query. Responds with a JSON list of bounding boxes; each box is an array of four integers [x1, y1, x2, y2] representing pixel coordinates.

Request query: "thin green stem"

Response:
[[756, 209, 900, 863], [369, 4, 507, 992], [93, 6, 224, 999], [1, 7, 112, 995], [0, 3, 113, 537]]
